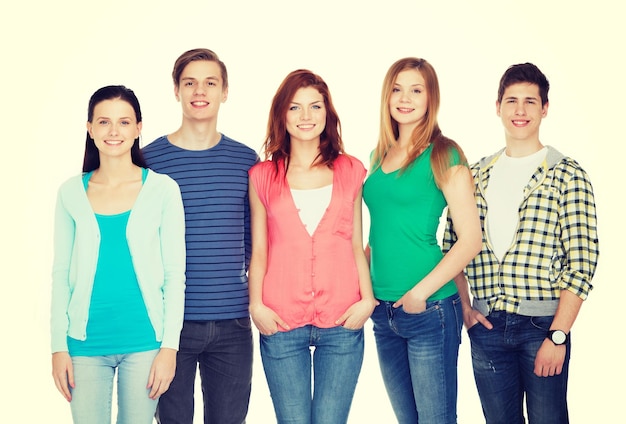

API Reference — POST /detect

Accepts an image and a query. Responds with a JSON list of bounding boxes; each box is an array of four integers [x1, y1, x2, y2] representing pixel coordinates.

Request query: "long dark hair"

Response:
[[83, 85, 147, 172]]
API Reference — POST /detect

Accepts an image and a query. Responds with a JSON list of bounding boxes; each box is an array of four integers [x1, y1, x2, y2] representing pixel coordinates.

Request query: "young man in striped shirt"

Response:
[[142, 48, 258, 424], [445, 63, 599, 423]]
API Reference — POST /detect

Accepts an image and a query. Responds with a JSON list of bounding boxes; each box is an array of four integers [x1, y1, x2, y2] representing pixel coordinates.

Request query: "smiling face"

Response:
[[86, 98, 142, 160], [285, 86, 326, 144], [175, 60, 228, 123], [388, 69, 428, 130], [497, 82, 548, 146]]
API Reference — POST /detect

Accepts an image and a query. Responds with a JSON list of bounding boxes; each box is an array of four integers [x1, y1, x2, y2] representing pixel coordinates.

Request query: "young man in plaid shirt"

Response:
[[444, 63, 599, 424]]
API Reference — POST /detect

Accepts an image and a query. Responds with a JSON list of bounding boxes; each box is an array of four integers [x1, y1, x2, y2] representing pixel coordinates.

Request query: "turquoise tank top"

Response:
[[68, 169, 159, 356]]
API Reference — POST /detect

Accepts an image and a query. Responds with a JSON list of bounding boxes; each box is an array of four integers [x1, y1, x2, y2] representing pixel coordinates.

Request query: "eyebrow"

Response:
[[290, 100, 323, 106], [504, 95, 539, 101], [181, 76, 220, 81], [394, 83, 425, 88], [94, 116, 134, 120]]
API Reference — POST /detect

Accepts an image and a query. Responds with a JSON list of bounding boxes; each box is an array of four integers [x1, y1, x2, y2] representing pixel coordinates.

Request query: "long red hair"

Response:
[[262, 69, 344, 175]]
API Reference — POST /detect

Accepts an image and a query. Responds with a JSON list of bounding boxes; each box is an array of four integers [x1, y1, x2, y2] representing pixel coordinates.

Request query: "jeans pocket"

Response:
[[467, 321, 483, 334], [234, 317, 252, 330], [338, 324, 364, 333], [530, 315, 554, 331], [400, 302, 439, 316]]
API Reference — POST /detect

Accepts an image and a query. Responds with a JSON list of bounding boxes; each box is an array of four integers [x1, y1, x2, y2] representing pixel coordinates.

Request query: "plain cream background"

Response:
[[1, 0, 621, 422]]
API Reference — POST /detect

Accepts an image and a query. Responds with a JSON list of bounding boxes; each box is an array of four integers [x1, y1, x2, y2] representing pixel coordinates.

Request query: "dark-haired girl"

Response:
[[51, 86, 186, 424]]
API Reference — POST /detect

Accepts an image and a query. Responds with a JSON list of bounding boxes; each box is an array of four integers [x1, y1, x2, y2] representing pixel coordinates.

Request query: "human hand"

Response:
[[393, 290, 426, 314], [147, 348, 177, 399], [463, 307, 493, 331], [52, 351, 74, 402], [335, 298, 378, 329], [250, 304, 289, 335], [534, 338, 566, 377]]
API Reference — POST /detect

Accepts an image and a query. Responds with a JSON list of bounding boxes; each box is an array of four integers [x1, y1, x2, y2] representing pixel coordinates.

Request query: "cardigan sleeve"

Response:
[[50, 183, 75, 353], [156, 175, 187, 350]]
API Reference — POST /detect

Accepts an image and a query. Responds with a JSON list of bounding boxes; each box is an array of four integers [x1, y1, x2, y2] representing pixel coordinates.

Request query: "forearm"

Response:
[[453, 272, 472, 309], [550, 289, 583, 333], [248, 255, 267, 309], [354, 246, 375, 301], [409, 237, 480, 301]]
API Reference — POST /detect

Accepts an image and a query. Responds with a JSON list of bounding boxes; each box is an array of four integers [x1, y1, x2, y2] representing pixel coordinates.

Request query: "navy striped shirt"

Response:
[[142, 135, 259, 321]]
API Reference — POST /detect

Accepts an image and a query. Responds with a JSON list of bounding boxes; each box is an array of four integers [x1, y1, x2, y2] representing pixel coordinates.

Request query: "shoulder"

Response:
[[249, 161, 282, 198], [249, 160, 278, 180], [336, 153, 366, 175], [337, 153, 364, 167], [434, 135, 466, 165], [141, 136, 167, 153], [473, 148, 504, 169], [57, 173, 84, 194], [550, 157, 593, 186], [143, 169, 182, 199], [145, 169, 177, 185], [334, 155, 367, 190], [220, 135, 259, 158]]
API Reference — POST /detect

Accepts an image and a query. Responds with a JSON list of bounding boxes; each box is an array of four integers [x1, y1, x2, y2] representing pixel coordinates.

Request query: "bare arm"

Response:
[[248, 183, 289, 334], [453, 272, 492, 330], [147, 348, 177, 399], [336, 189, 377, 329], [534, 290, 583, 377], [51, 351, 74, 402], [394, 165, 482, 313]]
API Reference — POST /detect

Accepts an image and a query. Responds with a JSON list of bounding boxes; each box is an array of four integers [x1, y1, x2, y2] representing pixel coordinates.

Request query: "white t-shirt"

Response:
[[485, 147, 547, 261], [291, 184, 333, 236]]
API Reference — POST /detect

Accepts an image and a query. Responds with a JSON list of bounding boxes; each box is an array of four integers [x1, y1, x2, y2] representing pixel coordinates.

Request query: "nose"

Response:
[[301, 107, 311, 120], [514, 102, 526, 115]]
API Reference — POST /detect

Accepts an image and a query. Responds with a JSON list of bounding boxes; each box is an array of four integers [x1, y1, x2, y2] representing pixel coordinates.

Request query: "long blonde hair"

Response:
[[371, 57, 466, 187]]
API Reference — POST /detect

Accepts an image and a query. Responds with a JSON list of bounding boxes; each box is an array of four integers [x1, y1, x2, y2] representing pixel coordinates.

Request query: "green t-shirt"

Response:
[[363, 144, 460, 301]]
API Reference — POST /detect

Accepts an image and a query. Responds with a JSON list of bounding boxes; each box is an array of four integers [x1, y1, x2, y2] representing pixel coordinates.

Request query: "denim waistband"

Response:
[[473, 298, 559, 317]]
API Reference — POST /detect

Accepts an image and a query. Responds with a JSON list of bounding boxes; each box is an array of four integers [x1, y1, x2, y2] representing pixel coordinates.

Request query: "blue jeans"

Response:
[[371, 294, 463, 424], [260, 325, 364, 424], [70, 349, 159, 424], [155, 319, 253, 424], [468, 311, 571, 424]]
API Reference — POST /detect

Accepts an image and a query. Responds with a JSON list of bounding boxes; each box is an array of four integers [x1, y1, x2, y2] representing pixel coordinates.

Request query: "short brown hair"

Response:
[[497, 63, 549, 106], [171, 48, 228, 89]]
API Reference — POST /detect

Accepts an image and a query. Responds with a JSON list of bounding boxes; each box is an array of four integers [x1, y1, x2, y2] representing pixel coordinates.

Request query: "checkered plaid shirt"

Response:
[[443, 146, 599, 315]]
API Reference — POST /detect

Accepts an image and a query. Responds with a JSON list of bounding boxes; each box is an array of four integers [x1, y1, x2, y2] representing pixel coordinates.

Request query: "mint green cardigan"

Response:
[[51, 170, 186, 353]]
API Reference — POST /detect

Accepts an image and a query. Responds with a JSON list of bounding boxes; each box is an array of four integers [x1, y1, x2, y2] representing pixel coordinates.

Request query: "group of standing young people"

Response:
[[50, 48, 599, 424]]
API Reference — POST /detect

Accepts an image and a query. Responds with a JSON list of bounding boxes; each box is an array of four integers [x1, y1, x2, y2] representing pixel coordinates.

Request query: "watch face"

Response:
[[551, 330, 567, 344]]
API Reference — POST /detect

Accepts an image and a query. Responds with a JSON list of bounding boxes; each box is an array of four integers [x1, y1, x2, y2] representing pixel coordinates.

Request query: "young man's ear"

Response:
[[222, 87, 228, 103], [495, 100, 501, 117], [174, 84, 180, 102], [541, 102, 549, 117]]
